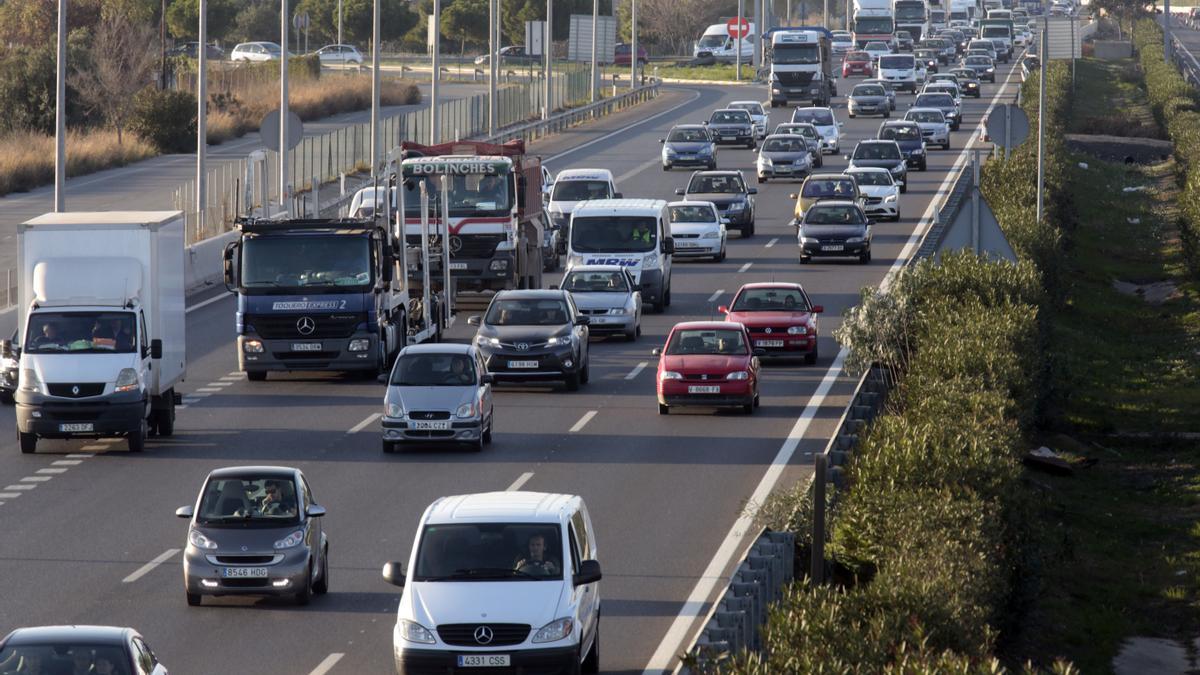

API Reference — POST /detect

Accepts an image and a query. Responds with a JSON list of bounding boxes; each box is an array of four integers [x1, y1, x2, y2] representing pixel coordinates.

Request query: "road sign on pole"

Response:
[[260, 110, 303, 152], [985, 104, 1030, 150], [727, 16, 750, 38], [1044, 17, 1081, 59]]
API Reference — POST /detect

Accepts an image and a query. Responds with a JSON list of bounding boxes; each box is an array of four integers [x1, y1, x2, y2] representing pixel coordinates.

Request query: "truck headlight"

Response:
[[115, 368, 140, 393], [642, 252, 660, 269], [19, 368, 43, 394], [348, 338, 371, 352], [243, 339, 264, 353], [490, 259, 509, 271]]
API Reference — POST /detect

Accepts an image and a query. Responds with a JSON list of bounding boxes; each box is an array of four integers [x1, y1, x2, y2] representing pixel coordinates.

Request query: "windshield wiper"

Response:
[[435, 567, 541, 580]]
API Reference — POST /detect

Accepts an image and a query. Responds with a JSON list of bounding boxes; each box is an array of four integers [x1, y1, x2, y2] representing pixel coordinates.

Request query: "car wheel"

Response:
[[483, 414, 494, 444], [744, 221, 755, 237], [582, 623, 601, 673], [580, 358, 590, 384], [860, 249, 872, 264], [892, 211, 902, 222], [715, 247, 726, 262], [753, 391, 760, 408], [128, 417, 147, 453], [472, 433, 484, 452], [625, 326, 637, 341], [658, 403, 669, 415], [247, 371, 267, 382], [313, 545, 330, 594], [707, 161, 717, 170], [805, 345, 819, 365], [848, 112, 856, 118], [565, 372, 581, 392], [944, 140, 952, 150], [295, 564, 313, 606], [19, 432, 36, 454], [815, 155, 823, 168], [662, 163, 671, 171], [758, 175, 768, 183], [920, 160, 928, 171], [800, 255, 810, 264], [883, 110, 890, 118], [186, 591, 202, 607]]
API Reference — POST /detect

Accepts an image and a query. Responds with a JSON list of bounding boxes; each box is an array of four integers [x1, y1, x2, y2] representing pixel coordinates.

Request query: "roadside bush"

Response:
[[0, 129, 156, 196], [129, 88, 197, 153]]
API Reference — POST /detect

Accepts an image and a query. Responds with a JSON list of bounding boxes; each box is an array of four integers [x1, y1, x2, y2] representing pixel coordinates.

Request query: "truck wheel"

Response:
[[18, 432, 36, 454], [0, 391, 12, 405], [128, 418, 147, 453], [664, 284, 672, 307], [247, 371, 267, 382], [156, 395, 176, 437]]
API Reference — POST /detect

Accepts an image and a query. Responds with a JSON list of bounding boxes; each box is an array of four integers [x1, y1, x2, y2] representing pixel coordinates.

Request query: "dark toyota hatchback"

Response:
[[468, 289, 592, 390], [0, 625, 168, 674]]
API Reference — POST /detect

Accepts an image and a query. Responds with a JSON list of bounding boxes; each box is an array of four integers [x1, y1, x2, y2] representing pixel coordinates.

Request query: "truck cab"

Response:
[[767, 30, 835, 108], [853, 0, 896, 47]]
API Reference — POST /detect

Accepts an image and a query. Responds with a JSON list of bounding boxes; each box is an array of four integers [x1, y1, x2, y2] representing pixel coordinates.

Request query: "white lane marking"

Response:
[[626, 362, 649, 380], [707, 289, 724, 303], [349, 412, 382, 434], [52, 460, 82, 466], [182, 398, 201, 405], [195, 387, 222, 393], [569, 410, 598, 433], [185, 293, 229, 314], [0, 493, 20, 500], [189, 392, 213, 398], [738, 262, 753, 273], [79, 445, 109, 451], [21, 476, 51, 483], [219, 375, 243, 381], [615, 158, 663, 185], [644, 63, 1027, 675], [208, 381, 234, 387], [122, 548, 181, 584], [65, 453, 95, 459], [4, 485, 36, 491], [0, 502, 5, 506], [308, 653, 345, 675], [176, 405, 188, 410], [766, 237, 778, 248], [545, 89, 704, 163], [36, 468, 67, 475], [507, 472, 535, 491]]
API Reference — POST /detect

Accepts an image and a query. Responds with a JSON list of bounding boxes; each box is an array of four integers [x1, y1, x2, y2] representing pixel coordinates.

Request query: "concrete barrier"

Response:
[[1094, 41, 1133, 59], [185, 230, 239, 294]]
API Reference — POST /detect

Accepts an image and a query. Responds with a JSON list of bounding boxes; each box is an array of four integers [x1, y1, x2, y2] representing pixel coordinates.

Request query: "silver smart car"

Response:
[[381, 344, 495, 452], [177, 466, 329, 606]]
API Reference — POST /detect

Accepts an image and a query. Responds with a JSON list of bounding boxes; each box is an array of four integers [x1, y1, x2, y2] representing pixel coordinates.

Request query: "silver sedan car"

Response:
[[381, 344, 494, 452], [905, 107, 952, 150], [559, 265, 643, 340], [756, 134, 814, 183]]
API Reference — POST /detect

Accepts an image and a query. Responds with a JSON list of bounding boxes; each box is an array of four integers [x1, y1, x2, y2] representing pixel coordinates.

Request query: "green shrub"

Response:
[[129, 88, 197, 153]]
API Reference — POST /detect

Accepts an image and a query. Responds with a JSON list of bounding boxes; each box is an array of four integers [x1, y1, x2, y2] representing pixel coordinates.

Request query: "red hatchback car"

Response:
[[842, 51, 873, 77], [653, 321, 761, 415], [721, 283, 823, 364]]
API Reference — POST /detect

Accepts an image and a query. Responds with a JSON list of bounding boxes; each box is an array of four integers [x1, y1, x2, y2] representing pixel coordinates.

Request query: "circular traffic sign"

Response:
[[727, 17, 750, 39]]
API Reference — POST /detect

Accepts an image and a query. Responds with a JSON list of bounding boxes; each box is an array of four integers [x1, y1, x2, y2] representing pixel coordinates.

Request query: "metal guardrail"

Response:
[[484, 81, 661, 145], [1170, 34, 1200, 88]]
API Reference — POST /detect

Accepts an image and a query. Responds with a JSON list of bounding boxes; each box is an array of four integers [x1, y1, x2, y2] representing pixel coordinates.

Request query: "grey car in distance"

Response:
[[0, 626, 168, 675], [381, 344, 494, 452], [773, 123, 825, 167], [848, 83, 891, 118], [560, 265, 642, 340], [756, 134, 814, 183], [660, 124, 717, 170], [177, 466, 329, 607]]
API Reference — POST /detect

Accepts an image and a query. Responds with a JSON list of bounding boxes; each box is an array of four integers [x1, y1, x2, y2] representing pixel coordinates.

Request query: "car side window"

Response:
[[567, 524, 582, 575], [571, 510, 591, 560], [132, 638, 154, 674]]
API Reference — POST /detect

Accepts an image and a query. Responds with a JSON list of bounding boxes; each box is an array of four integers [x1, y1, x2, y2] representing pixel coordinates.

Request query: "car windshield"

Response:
[[730, 102, 764, 115], [710, 111, 751, 124], [802, 178, 856, 198], [916, 94, 954, 107], [853, 85, 885, 97], [879, 56, 913, 68], [665, 328, 748, 355], [772, 43, 821, 64], [854, 143, 901, 159], [23, 311, 136, 354], [413, 523, 565, 581], [833, 32, 851, 40], [731, 288, 810, 311], [484, 298, 570, 326], [951, 70, 975, 79], [552, 180, 611, 202], [241, 235, 371, 290], [908, 110, 945, 123], [966, 56, 991, 65], [390, 353, 476, 386], [196, 476, 300, 525], [571, 215, 657, 253], [793, 109, 835, 126], [855, 16, 894, 32], [865, 42, 888, 50], [762, 137, 806, 152], [688, 174, 744, 194], [668, 128, 708, 142], [849, 171, 893, 186], [0, 645, 133, 675], [562, 270, 630, 293], [880, 125, 921, 141], [806, 205, 867, 225], [401, 169, 512, 216], [778, 124, 818, 138], [846, 51, 870, 61], [669, 204, 716, 223]]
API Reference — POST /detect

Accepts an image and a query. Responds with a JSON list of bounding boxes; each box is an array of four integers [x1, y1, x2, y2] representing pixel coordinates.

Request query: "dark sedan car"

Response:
[[915, 48, 940, 73], [469, 289, 591, 390], [895, 30, 915, 51], [661, 124, 717, 170], [0, 625, 168, 674], [964, 54, 997, 81], [177, 465, 330, 606], [676, 170, 757, 236], [947, 68, 983, 97], [798, 201, 873, 264], [704, 109, 756, 148], [877, 120, 928, 170]]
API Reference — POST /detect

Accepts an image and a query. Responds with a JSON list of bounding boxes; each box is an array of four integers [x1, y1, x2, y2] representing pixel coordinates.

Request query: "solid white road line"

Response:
[[307, 653, 345, 675], [545, 89, 704, 164], [349, 413, 382, 434], [737, 262, 753, 273], [766, 237, 779, 248], [52, 460, 83, 466], [569, 411, 598, 433], [707, 289, 724, 303], [644, 63, 1027, 675], [507, 472, 535, 492], [626, 362, 649, 380], [195, 387, 222, 393], [21, 476, 51, 483], [208, 381, 234, 387], [65, 454, 95, 459], [185, 293, 229, 314], [36, 468, 67, 475], [122, 548, 181, 584]]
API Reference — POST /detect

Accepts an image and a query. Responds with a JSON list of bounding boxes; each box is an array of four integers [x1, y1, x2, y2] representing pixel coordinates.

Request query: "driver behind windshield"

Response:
[[514, 533, 561, 576]]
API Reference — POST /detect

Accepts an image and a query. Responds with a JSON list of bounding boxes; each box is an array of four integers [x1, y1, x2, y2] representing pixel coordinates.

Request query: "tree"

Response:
[[288, 0, 418, 48], [166, 0, 238, 42], [227, 0, 282, 45], [0, 0, 103, 48], [616, 0, 735, 51], [71, 10, 159, 144], [444, 0, 490, 52]]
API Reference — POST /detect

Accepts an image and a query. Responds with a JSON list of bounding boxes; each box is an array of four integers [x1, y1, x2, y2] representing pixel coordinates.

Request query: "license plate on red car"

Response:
[[688, 385, 720, 394], [755, 340, 784, 347]]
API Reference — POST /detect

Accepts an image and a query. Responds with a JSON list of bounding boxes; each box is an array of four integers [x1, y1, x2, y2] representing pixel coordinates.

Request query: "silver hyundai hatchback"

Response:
[[381, 343, 494, 452]]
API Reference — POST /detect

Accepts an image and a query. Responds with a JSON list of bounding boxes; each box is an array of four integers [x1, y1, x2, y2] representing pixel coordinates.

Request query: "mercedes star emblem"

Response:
[[241, 546, 248, 552], [474, 626, 494, 645], [71, 385, 80, 395], [516, 342, 529, 351], [449, 235, 464, 254], [297, 316, 316, 335]]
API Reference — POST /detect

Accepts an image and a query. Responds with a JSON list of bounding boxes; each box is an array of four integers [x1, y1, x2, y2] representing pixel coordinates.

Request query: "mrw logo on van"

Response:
[[583, 258, 639, 266]]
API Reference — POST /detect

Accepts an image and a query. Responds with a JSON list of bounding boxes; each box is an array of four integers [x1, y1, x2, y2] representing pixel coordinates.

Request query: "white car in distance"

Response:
[[667, 200, 727, 262]]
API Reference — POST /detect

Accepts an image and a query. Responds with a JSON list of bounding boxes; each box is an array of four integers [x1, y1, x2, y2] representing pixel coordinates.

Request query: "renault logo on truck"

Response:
[[297, 317, 316, 335]]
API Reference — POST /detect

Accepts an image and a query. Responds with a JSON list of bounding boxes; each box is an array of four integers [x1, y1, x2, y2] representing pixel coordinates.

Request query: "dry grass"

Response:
[[0, 129, 156, 196]]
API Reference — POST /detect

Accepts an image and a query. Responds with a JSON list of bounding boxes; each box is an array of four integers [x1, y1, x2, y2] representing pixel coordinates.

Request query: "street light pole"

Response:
[[736, 0, 744, 82], [432, 0, 442, 141], [338, 0, 343, 47], [544, 0, 553, 118], [630, 0, 637, 88], [198, 0, 208, 222], [281, 0, 290, 212], [489, 0, 498, 134], [1036, 17, 1047, 224], [590, 0, 598, 103], [371, 0, 381, 178], [54, 0, 66, 212]]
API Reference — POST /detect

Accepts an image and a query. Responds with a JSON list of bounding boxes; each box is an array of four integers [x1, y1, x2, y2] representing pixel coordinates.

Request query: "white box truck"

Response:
[[3, 211, 186, 453]]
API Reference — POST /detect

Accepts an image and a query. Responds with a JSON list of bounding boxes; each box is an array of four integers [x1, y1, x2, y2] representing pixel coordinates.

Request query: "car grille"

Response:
[[673, 233, 700, 239], [404, 430, 456, 438], [497, 341, 548, 350], [47, 383, 105, 398], [777, 71, 815, 86], [682, 373, 726, 382], [437, 624, 531, 647], [249, 314, 362, 339], [749, 326, 798, 334], [865, 197, 883, 205], [406, 233, 506, 260], [409, 410, 451, 420], [819, 235, 850, 244], [214, 555, 278, 564], [580, 308, 612, 315]]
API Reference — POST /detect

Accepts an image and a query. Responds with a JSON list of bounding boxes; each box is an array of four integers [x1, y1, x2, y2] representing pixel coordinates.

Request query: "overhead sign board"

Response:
[[567, 15, 618, 63], [1044, 17, 1081, 59]]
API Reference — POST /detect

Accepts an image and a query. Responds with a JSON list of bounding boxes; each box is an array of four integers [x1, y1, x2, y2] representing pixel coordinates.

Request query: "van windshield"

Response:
[[879, 56, 913, 69], [24, 311, 137, 354], [571, 216, 657, 253], [698, 35, 728, 48], [413, 523, 565, 581], [552, 180, 611, 202]]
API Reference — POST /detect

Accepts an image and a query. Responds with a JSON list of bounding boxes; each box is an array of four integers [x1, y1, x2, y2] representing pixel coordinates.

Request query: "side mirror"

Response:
[[222, 241, 239, 293], [0, 339, 10, 359], [702, 120, 710, 125], [613, 192, 623, 199], [382, 561, 406, 587], [658, 138, 665, 143], [573, 559, 602, 586], [575, 316, 591, 326], [717, 305, 729, 313], [480, 373, 494, 384], [663, 238, 675, 255], [787, 193, 798, 200], [843, 155, 851, 161], [150, 339, 163, 360], [175, 505, 194, 519], [306, 504, 327, 518], [467, 315, 481, 326], [674, 188, 685, 196], [747, 188, 758, 195], [812, 304, 825, 313], [651, 347, 662, 356]]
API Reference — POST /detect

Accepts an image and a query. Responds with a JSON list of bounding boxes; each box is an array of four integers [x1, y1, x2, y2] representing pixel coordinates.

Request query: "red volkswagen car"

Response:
[[653, 321, 761, 415], [721, 283, 823, 364], [842, 51, 873, 77]]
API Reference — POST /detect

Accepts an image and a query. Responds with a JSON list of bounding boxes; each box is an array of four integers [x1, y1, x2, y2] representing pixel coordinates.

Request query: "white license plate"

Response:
[[222, 567, 268, 578], [508, 360, 539, 369], [59, 423, 93, 433], [688, 385, 721, 394], [675, 240, 699, 248], [589, 316, 610, 323], [448, 262, 468, 270], [756, 339, 785, 347], [822, 245, 845, 251], [410, 420, 450, 430], [291, 342, 323, 352], [721, 135, 736, 140], [457, 655, 511, 668]]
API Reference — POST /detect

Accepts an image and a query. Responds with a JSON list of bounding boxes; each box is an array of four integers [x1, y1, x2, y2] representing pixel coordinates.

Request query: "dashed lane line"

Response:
[[738, 262, 753, 273], [122, 548, 181, 584], [308, 653, 345, 675], [21, 476, 51, 483], [766, 238, 779, 248], [349, 413, 382, 434], [707, 289, 724, 303], [506, 472, 535, 492], [52, 460, 83, 466], [4, 485, 35, 491], [626, 362, 649, 380], [36, 468, 67, 475], [569, 411, 598, 433]]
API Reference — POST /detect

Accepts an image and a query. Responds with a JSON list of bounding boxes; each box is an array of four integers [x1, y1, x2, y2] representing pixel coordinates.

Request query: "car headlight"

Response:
[[399, 620, 436, 644], [758, 156, 773, 166], [727, 201, 745, 212], [475, 335, 501, 348], [885, 194, 898, 202], [19, 368, 42, 394], [115, 368, 140, 393], [987, 67, 994, 72], [787, 325, 808, 335], [846, 236, 866, 244], [274, 530, 305, 549], [532, 617, 574, 643], [800, 236, 819, 244], [698, 145, 714, 155], [189, 529, 218, 550], [664, 147, 677, 156], [455, 401, 476, 418], [660, 370, 683, 380], [772, 86, 782, 93], [546, 335, 571, 347], [701, 230, 720, 239], [243, 339, 264, 353], [386, 401, 404, 418], [610, 307, 630, 315], [726, 371, 749, 380]]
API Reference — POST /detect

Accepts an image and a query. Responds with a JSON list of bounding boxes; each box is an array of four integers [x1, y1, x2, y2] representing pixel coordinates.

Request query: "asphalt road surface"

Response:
[[0, 53, 1024, 675]]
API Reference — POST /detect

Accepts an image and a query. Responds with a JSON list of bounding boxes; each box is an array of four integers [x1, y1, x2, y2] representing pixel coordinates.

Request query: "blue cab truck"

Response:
[[222, 218, 411, 381]]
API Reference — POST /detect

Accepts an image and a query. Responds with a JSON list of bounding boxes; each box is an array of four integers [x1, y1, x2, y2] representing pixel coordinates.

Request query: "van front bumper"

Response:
[[15, 392, 145, 438], [394, 645, 580, 675]]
